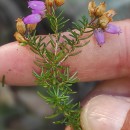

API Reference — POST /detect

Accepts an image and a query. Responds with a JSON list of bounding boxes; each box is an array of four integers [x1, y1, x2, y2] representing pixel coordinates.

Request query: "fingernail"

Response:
[[80, 95, 130, 130], [121, 109, 130, 130]]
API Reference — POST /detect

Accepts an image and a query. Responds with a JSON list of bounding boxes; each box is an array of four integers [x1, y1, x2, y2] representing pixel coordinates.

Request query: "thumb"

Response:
[[80, 95, 130, 130]]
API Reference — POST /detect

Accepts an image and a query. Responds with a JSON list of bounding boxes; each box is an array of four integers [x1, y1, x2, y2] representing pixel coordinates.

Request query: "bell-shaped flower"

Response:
[[94, 28, 105, 45], [28, 1, 46, 11], [105, 24, 121, 34], [23, 1, 46, 24], [32, 10, 45, 17], [23, 14, 42, 24]]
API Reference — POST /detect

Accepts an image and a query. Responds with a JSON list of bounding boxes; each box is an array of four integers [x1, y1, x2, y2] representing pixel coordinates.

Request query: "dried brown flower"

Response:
[[16, 18, 26, 35], [88, 1, 96, 17], [27, 24, 37, 33], [46, 0, 54, 7], [14, 32, 27, 43], [54, 0, 65, 7], [95, 2, 106, 17]]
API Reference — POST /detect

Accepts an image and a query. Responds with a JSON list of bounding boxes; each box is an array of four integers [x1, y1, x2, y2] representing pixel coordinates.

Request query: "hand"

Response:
[[0, 20, 130, 130]]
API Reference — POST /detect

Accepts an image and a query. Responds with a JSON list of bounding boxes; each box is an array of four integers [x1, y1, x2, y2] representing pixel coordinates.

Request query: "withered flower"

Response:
[[98, 14, 112, 28], [46, 0, 54, 7], [95, 2, 106, 17], [88, 1, 96, 17], [16, 18, 26, 35], [54, 0, 65, 7], [14, 32, 27, 43], [104, 9, 116, 17], [27, 24, 37, 33], [98, 9, 115, 28]]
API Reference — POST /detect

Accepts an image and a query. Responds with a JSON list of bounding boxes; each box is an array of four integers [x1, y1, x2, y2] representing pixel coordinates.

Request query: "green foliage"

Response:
[[46, 8, 69, 33], [26, 9, 94, 130]]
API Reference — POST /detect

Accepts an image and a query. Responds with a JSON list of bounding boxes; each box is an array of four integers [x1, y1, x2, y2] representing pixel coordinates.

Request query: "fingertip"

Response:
[[80, 95, 130, 130], [0, 42, 39, 86]]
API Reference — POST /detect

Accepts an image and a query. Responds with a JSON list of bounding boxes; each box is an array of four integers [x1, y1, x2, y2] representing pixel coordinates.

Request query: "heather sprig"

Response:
[[88, 1, 121, 45], [14, 0, 121, 130]]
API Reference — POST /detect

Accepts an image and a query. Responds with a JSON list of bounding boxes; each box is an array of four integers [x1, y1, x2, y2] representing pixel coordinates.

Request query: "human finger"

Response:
[[80, 95, 130, 130], [80, 77, 130, 130], [0, 20, 130, 85]]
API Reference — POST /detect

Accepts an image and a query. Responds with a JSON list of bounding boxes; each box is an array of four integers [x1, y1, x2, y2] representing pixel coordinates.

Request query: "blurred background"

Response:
[[0, 0, 130, 130]]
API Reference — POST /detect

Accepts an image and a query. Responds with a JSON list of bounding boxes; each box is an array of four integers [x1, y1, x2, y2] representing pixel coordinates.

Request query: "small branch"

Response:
[[58, 53, 69, 65]]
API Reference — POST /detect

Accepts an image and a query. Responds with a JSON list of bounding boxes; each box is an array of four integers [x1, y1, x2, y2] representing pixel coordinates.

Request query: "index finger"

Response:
[[0, 20, 130, 86]]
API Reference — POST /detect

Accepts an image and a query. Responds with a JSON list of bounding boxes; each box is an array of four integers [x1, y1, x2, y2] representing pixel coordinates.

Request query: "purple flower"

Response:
[[23, 1, 46, 24], [105, 24, 121, 34], [94, 28, 105, 45], [32, 10, 45, 16], [28, 1, 46, 11], [23, 14, 42, 24], [94, 24, 121, 46]]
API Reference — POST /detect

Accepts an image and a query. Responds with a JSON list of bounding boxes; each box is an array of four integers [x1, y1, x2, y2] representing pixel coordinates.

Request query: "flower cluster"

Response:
[[88, 1, 121, 45], [24, 1, 46, 24], [14, 0, 66, 43], [14, 16, 38, 44], [24, 0, 65, 24], [14, 1, 46, 44]]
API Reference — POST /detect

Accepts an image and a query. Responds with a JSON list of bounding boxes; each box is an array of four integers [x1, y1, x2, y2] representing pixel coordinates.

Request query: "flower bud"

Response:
[[88, 1, 96, 17], [14, 32, 27, 43], [27, 24, 37, 32], [16, 18, 26, 35], [54, 0, 65, 6], [46, 0, 54, 7], [95, 2, 106, 17], [98, 14, 111, 28]]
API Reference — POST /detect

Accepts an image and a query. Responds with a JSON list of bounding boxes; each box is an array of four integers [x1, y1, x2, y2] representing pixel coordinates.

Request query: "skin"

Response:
[[0, 20, 130, 129]]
